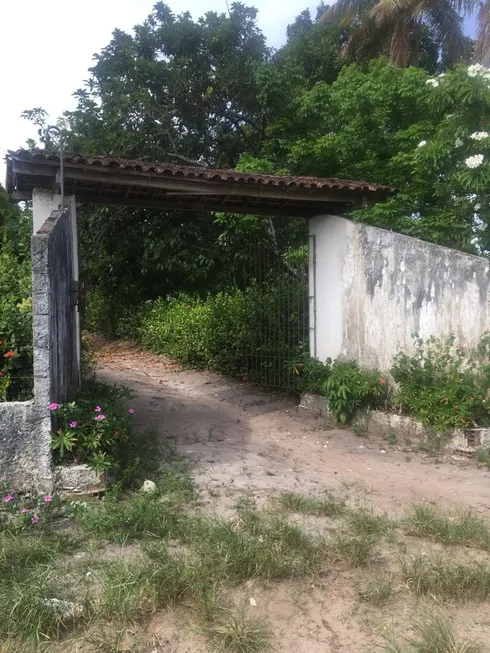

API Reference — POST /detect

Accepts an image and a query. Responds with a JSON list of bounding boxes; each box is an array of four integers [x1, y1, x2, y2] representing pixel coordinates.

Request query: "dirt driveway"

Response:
[[96, 339, 490, 516]]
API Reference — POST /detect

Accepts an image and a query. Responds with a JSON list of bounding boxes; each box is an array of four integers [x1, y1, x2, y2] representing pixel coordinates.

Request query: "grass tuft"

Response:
[[359, 577, 393, 605], [99, 549, 192, 622], [329, 507, 393, 567], [401, 554, 490, 601], [202, 609, 272, 653], [405, 503, 490, 549], [182, 506, 321, 582], [407, 614, 482, 653], [278, 491, 346, 518], [75, 463, 195, 543]]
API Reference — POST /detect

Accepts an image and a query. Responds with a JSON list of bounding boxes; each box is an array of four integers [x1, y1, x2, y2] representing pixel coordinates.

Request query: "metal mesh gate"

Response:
[[243, 244, 309, 389]]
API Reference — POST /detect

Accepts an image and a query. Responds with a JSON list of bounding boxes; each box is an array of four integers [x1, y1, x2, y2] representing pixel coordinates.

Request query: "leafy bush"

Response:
[[287, 354, 331, 393], [139, 292, 248, 374], [391, 334, 490, 430], [324, 361, 389, 424], [0, 479, 63, 533], [50, 381, 136, 475], [0, 193, 33, 401]]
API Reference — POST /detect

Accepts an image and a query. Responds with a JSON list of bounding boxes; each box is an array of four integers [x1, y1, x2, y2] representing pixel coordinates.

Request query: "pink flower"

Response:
[[95, 414, 105, 421], [128, 408, 135, 414], [69, 421, 78, 429], [49, 403, 59, 411], [31, 514, 40, 524], [21, 508, 29, 514], [95, 406, 102, 413], [44, 495, 52, 503], [4, 494, 13, 503]]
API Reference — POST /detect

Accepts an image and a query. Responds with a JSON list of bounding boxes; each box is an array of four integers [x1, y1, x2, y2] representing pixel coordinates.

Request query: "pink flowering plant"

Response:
[[50, 382, 135, 475], [0, 477, 62, 533]]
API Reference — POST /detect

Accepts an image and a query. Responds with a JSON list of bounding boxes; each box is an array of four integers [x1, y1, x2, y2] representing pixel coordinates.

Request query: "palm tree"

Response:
[[320, 0, 475, 68], [475, 0, 490, 65]]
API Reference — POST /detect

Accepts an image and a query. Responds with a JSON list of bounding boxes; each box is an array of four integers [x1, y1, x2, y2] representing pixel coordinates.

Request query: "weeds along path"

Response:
[[95, 338, 490, 516]]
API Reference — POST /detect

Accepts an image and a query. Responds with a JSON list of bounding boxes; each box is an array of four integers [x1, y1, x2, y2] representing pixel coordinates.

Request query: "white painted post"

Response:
[[32, 189, 61, 233]]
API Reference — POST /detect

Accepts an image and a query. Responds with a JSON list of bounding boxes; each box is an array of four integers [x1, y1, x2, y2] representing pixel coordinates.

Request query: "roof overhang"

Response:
[[6, 150, 393, 217]]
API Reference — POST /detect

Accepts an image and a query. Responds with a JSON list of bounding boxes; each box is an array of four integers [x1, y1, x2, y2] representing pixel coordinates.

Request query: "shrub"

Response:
[[0, 197, 33, 401], [392, 333, 490, 430], [50, 381, 136, 475]]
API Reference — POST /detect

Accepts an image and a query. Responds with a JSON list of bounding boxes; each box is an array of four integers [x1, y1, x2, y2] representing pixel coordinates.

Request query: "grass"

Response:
[[0, 533, 86, 647], [401, 554, 490, 601], [202, 609, 272, 653], [76, 462, 195, 543], [278, 491, 346, 518], [359, 577, 393, 605], [98, 548, 193, 622], [405, 503, 490, 549], [181, 506, 322, 582], [383, 614, 483, 653], [328, 507, 394, 567]]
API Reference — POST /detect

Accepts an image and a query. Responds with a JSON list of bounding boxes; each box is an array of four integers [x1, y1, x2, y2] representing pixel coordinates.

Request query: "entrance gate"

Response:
[[242, 244, 309, 389]]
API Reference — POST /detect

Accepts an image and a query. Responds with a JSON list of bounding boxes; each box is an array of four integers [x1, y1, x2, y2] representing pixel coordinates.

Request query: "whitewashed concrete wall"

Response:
[[309, 215, 490, 370]]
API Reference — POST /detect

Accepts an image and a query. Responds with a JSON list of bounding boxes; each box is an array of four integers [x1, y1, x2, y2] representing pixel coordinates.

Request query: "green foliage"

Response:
[[0, 190, 33, 401], [0, 480, 62, 533], [401, 554, 490, 601], [287, 352, 331, 393], [323, 360, 388, 423], [392, 333, 490, 430], [405, 503, 490, 549], [50, 381, 136, 475], [262, 60, 490, 253], [74, 464, 194, 542], [140, 292, 248, 373]]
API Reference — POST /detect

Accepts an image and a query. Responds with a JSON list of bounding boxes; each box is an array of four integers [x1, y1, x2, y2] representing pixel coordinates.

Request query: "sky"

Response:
[[0, 1, 478, 186], [0, 0, 318, 185]]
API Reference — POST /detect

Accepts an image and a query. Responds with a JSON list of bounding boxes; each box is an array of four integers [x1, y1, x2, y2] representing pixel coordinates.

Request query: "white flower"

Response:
[[418, 140, 427, 147], [438, 73, 445, 77], [465, 154, 485, 169], [468, 63, 488, 77], [455, 138, 463, 147], [426, 78, 439, 87], [471, 237, 479, 244], [474, 203, 482, 211], [470, 131, 489, 141]]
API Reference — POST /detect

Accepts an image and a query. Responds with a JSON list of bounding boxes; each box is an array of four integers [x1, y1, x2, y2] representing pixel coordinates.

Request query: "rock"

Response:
[[141, 479, 157, 493], [249, 597, 257, 607], [41, 598, 83, 619]]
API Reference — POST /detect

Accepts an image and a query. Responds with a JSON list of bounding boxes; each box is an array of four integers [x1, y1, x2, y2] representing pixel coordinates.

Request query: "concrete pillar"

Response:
[[308, 214, 355, 362], [32, 188, 81, 377], [32, 189, 61, 233]]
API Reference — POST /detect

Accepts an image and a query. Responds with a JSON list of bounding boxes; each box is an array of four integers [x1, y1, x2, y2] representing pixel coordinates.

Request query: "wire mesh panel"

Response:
[[243, 244, 309, 389]]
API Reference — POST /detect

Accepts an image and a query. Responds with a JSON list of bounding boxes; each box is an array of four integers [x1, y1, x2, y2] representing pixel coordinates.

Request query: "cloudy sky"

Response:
[[0, 0, 319, 185]]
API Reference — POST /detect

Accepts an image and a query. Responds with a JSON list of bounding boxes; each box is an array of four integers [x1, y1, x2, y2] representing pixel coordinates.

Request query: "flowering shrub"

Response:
[[0, 478, 62, 532], [50, 382, 135, 475], [391, 334, 490, 431], [0, 191, 33, 401]]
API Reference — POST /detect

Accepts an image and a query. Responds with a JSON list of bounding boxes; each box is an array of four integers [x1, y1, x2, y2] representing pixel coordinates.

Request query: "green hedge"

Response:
[[139, 292, 248, 375]]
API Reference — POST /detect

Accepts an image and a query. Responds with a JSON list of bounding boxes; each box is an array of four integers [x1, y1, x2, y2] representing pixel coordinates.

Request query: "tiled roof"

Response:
[[7, 149, 393, 195]]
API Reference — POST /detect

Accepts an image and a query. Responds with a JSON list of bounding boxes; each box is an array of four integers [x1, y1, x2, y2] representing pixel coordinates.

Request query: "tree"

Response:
[[320, 0, 474, 68], [253, 58, 490, 251], [475, 0, 490, 65]]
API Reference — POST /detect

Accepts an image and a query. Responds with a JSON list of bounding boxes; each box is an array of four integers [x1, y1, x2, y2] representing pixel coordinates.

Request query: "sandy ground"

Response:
[[96, 339, 490, 518], [91, 339, 490, 652]]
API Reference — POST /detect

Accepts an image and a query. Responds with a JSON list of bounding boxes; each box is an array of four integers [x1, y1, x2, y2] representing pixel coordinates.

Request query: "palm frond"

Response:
[[475, 0, 490, 65], [319, 0, 378, 23], [424, 0, 466, 62], [370, 0, 408, 26]]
